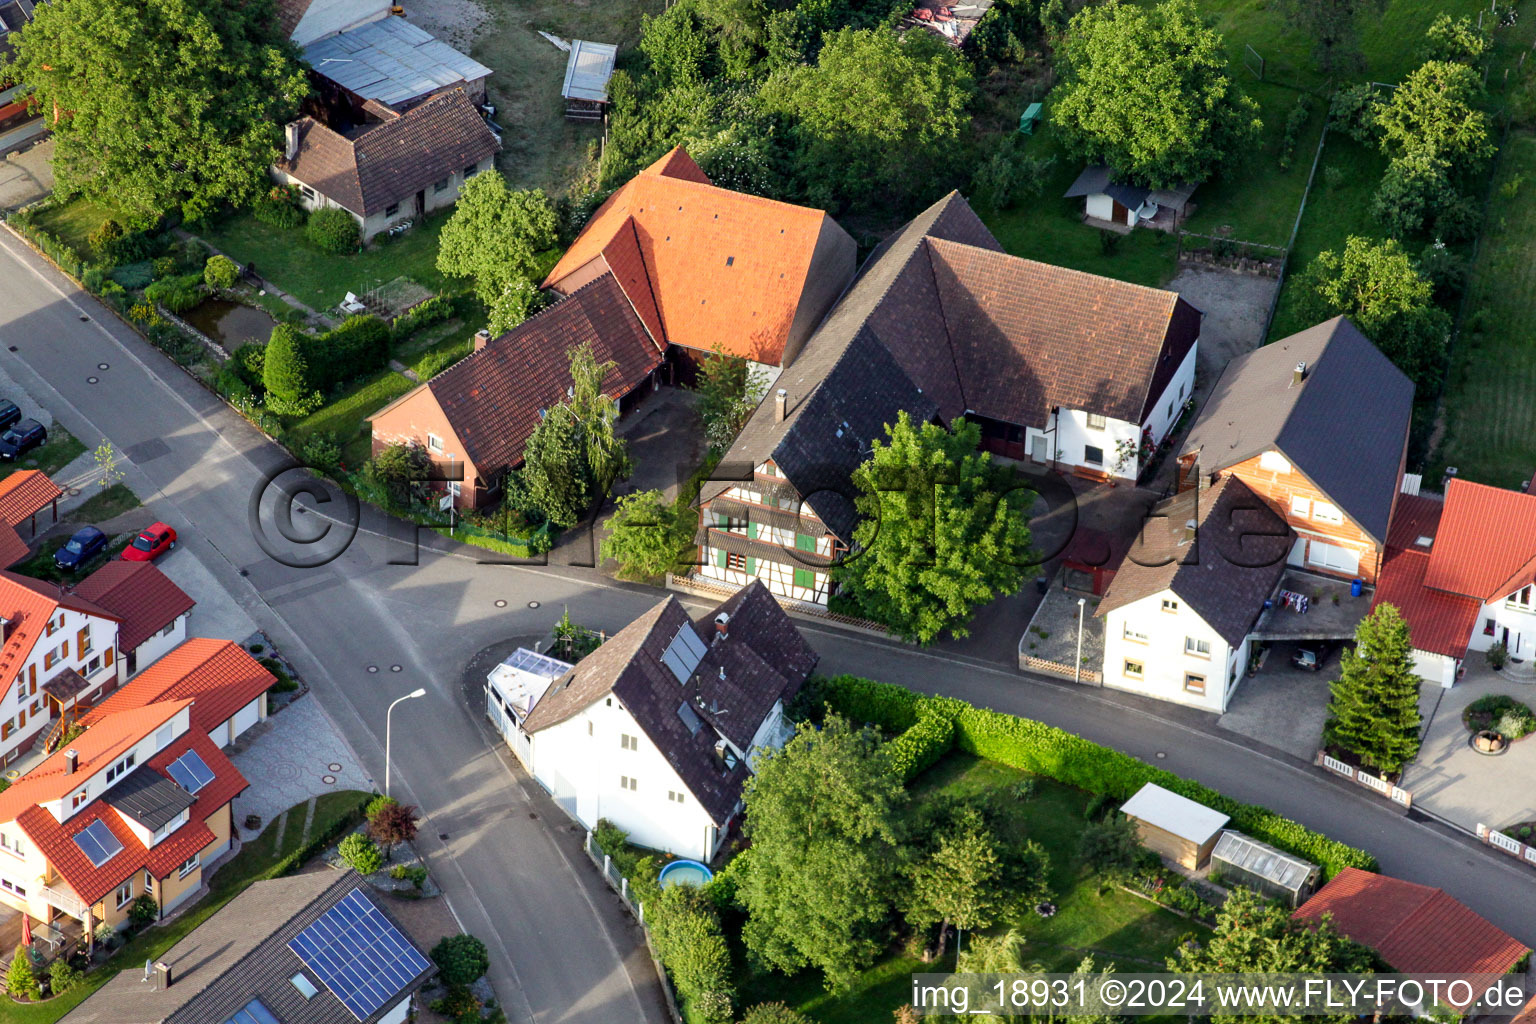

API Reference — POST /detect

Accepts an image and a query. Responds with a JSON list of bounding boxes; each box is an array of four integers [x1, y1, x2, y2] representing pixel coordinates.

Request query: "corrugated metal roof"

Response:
[[304, 18, 492, 108], [1119, 782, 1230, 843], [102, 765, 197, 831], [562, 39, 618, 102], [1211, 830, 1317, 893]]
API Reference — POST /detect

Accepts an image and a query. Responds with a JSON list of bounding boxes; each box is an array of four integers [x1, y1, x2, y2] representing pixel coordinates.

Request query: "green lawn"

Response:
[[284, 369, 416, 469], [28, 200, 123, 258], [1430, 130, 1536, 489], [0, 791, 368, 1024], [195, 213, 460, 313], [730, 753, 1203, 1023], [4, 427, 86, 480], [67, 483, 142, 524]]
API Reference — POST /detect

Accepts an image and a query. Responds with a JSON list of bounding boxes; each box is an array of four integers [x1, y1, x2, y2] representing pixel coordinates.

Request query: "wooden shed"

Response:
[[1119, 782, 1230, 870]]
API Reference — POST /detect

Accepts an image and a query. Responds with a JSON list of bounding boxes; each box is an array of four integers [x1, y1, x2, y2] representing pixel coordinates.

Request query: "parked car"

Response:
[[1292, 642, 1335, 672], [122, 522, 176, 562], [0, 419, 46, 461], [0, 401, 22, 433], [54, 526, 107, 571]]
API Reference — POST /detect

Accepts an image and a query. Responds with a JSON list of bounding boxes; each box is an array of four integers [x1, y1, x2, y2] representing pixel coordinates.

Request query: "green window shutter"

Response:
[[796, 533, 815, 552], [748, 522, 759, 540], [716, 512, 728, 528], [793, 568, 814, 589], [745, 557, 756, 575], [716, 548, 726, 569]]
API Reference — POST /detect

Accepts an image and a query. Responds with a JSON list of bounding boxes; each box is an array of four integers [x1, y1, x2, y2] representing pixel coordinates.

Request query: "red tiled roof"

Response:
[[73, 561, 194, 652], [78, 639, 273, 737], [0, 471, 60, 528], [0, 571, 121, 705], [0, 700, 192, 822], [1424, 479, 1536, 601], [1513, 993, 1536, 1024], [1373, 547, 1480, 660], [1293, 868, 1528, 1004], [544, 147, 837, 366], [1386, 492, 1444, 552], [0, 524, 27, 570], [16, 726, 245, 904]]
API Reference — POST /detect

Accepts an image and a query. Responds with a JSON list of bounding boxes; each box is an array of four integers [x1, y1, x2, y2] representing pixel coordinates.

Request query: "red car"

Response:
[[122, 522, 177, 562]]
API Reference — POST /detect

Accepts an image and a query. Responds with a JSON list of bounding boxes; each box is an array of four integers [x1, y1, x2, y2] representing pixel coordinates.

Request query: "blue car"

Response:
[[54, 527, 107, 571]]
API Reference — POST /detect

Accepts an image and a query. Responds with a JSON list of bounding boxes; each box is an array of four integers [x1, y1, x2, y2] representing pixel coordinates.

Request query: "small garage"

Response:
[[1119, 782, 1230, 870]]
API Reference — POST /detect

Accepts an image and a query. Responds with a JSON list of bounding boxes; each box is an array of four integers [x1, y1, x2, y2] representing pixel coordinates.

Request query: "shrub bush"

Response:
[[306, 207, 360, 254], [110, 260, 155, 289], [144, 272, 206, 314], [430, 985, 482, 1022], [254, 185, 305, 229], [259, 656, 299, 693], [88, 218, 124, 257], [1487, 641, 1509, 670], [233, 342, 265, 389], [299, 431, 342, 472], [414, 347, 466, 380], [814, 676, 1378, 878], [338, 833, 384, 874], [883, 708, 956, 781], [152, 255, 179, 280], [366, 794, 398, 821], [391, 294, 455, 340], [204, 254, 240, 291], [306, 315, 389, 391], [6, 944, 38, 1000], [47, 958, 81, 996], [128, 894, 159, 926], [431, 934, 490, 987], [646, 887, 733, 1012]]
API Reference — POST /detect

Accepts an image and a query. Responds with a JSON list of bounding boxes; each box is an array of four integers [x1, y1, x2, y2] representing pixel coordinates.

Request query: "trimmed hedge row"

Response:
[[883, 702, 958, 781], [269, 792, 372, 879], [817, 675, 1378, 879]]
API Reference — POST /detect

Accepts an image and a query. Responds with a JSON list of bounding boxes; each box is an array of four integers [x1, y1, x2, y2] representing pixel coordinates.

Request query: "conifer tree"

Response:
[[1324, 603, 1423, 775]]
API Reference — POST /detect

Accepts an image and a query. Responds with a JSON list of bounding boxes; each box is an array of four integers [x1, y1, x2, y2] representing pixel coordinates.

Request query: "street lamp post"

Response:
[[385, 688, 427, 797], [1074, 597, 1086, 686]]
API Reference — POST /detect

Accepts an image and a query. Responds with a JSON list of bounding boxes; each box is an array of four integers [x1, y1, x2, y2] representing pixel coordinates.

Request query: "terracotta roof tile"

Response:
[[0, 471, 60, 528], [1423, 478, 1536, 601], [1294, 868, 1528, 1005], [73, 561, 194, 652], [1373, 547, 1480, 660], [276, 88, 500, 217], [0, 571, 120, 705], [545, 147, 840, 366], [1386, 492, 1444, 552], [0, 524, 28, 569], [411, 273, 664, 473], [78, 639, 273, 737]]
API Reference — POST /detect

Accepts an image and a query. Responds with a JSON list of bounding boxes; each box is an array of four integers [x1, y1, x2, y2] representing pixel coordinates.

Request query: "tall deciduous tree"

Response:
[[1325, 604, 1423, 776], [436, 176, 559, 332], [520, 344, 631, 528], [1421, 13, 1489, 65], [738, 714, 905, 990], [1276, 0, 1384, 76], [903, 806, 1013, 955], [5, 0, 308, 222], [567, 343, 631, 498], [834, 413, 1033, 644], [601, 489, 693, 580], [694, 345, 767, 451], [1375, 60, 1493, 174], [1297, 236, 1450, 388], [1050, 0, 1261, 188], [1172, 888, 1375, 1024]]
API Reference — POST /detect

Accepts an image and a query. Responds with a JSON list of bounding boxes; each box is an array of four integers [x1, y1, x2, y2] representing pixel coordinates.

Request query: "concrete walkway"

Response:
[[0, 139, 52, 213], [228, 694, 374, 842], [1403, 665, 1536, 834]]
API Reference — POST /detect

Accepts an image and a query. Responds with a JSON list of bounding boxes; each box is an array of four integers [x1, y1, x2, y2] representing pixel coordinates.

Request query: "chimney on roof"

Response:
[[0, 617, 12, 644], [1292, 361, 1307, 387], [64, 749, 78, 775], [714, 612, 729, 639], [473, 328, 491, 352], [774, 389, 787, 424], [284, 122, 300, 162], [153, 961, 172, 991], [1182, 519, 1197, 545]]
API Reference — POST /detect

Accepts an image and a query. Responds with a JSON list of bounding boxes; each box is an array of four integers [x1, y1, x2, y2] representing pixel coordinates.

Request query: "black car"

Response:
[[1292, 642, 1335, 671], [0, 419, 46, 461], [54, 526, 107, 571], [0, 401, 21, 433]]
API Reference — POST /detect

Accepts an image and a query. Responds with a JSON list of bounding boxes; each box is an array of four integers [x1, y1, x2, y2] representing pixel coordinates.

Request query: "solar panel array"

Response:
[[72, 819, 124, 868], [661, 626, 707, 685], [167, 749, 215, 794], [288, 888, 431, 1021], [221, 998, 281, 1024]]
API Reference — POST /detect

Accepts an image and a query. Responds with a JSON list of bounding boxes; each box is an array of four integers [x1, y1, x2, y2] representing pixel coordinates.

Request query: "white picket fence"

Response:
[[1476, 823, 1536, 870], [1315, 751, 1413, 808]]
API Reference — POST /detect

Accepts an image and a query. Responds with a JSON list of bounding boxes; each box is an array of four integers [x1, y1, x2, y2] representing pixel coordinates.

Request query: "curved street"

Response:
[[2, 225, 1534, 1021]]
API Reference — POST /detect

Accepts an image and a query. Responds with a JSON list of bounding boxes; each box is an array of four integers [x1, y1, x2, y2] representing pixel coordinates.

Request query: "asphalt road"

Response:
[[3, 222, 1536, 1006]]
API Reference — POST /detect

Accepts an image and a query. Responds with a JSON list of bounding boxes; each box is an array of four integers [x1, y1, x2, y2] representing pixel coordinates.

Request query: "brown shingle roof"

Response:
[[523, 582, 817, 823], [411, 272, 664, 475], [273, 0, 313, 36], [73, 560, 194, 652], [1096, 476, 1294, 646], [276, 88, 499, 217]]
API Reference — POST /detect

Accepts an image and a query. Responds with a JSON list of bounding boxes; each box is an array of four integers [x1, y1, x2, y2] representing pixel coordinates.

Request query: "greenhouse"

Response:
[[1210, 830, 1319, 907]]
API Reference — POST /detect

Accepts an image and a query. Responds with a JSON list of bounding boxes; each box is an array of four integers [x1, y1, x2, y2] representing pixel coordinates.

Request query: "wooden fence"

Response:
[[1019, 653, 1102, 685], [1314, 751, 1413, 809]]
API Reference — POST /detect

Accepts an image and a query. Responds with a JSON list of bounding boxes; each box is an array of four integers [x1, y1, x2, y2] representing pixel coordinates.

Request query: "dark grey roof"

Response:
[[1062, 164, 1150, 209], [522, 582, 818, 824], [60, 871, 434, 1024], [102, 765, 195, 831], [1096, 476, 1294, 646], [1181, 317, 1413, 545]]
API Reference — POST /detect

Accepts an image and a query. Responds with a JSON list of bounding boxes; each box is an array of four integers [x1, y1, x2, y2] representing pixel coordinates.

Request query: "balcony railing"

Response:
[[40, 883, 88, 921]]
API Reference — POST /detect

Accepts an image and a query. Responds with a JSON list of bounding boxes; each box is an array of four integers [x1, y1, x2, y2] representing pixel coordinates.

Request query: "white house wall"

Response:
[[273, 157, 495, 243], [122, 613, 188, 682], [1466, 593, 1536, 660], [0, 605, 122, 765], [1411, 649, 1459, 688], [529, 698, 722, 861], [1102, 594, 1242, 713], [1141, 342, 1198, 446], [1054, 410, 1140, 479]]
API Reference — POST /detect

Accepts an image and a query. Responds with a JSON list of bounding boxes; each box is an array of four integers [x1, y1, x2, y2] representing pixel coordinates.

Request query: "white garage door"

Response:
[[226, 699, 261, 745], [1306, 540, 1360, 574]]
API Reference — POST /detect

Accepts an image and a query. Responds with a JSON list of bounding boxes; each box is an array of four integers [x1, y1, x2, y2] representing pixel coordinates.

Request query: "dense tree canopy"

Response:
[[600, 489, 694, 580], [738, 714, 905, 990], [694, 347, 767, 451], [834, 413, 1033, 644], [1298, 236, 1451, 389], [1051, 0, 1261, 188], [436, 176, 560, 333], [1276, 0, 1383, 76], [6, 0, 308, 222], [519, 344, 630, 528], [1325, 604, 1423, 775], [1375, 60, 1493, 175], [1421, 13, 1489, 65]]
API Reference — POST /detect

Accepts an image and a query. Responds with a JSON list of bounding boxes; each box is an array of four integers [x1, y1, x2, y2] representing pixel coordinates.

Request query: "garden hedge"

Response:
[[815, 674, 1378, 879], [304, 314, 390, 392]]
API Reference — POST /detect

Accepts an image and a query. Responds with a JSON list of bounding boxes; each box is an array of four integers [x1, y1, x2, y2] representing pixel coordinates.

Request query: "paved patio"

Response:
[[1219, 641, 1336, 759], [0, 138, 52, 213], [1402, 666, 1536, 834], [1251, 570, 1371, 640], [228, 694, 373, 841]]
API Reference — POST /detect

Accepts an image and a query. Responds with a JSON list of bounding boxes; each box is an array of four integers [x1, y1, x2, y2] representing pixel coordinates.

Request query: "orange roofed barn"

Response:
[[0, 646, 272, 949]]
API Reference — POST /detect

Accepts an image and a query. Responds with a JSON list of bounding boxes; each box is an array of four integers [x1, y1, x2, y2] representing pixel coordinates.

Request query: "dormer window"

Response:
[[105, 751, 136, 783]]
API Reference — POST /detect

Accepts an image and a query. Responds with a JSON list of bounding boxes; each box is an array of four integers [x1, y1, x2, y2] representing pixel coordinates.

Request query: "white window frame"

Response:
[[1290, 495, 1310, 518], [1312, 501, 1344, 525], [178, 852, 200, 879], [1185, 636, 1211, 658], [1085, 412, 1108, 431], [1123, 659, 1144, 679], [1161, 598, 1178, 613], [620, 734, 638, 751], [1122, 624, 1149, 644], [114, 880, 133, 909], [426, 433, 445, 454], [620, 775, 637, 791]]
